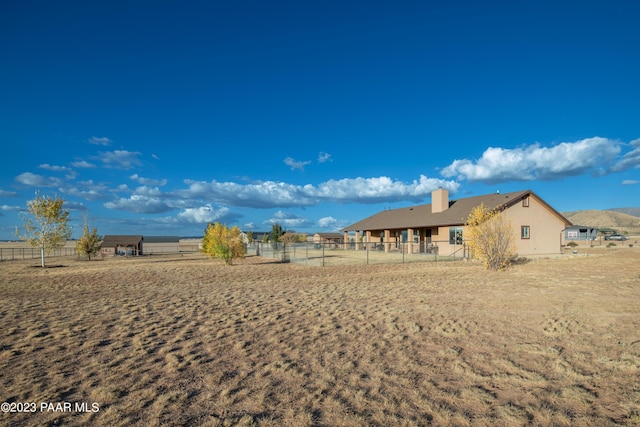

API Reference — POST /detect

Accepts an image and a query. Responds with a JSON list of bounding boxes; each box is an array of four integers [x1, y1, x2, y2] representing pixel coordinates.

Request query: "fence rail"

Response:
[[250, 240, 470, 266]]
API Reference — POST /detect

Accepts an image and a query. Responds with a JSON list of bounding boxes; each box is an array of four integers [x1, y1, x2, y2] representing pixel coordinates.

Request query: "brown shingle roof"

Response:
[[343, 190, 571, 231], [101, 235, 143, 246]]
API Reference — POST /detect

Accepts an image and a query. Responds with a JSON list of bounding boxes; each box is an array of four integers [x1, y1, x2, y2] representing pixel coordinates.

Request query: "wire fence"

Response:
[[249, 240, 470, 266], [0, 247, 78, 262]]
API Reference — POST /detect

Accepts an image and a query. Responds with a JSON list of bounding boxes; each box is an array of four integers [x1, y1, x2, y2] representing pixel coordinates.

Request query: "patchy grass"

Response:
[[1, 249, 639, 426]]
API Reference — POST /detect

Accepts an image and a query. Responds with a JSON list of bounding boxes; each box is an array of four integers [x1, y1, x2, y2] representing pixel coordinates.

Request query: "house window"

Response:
[[413, 229, 420, 243], [449, 227, 463, 245], [521, 226, 530, 239], [522, 196, 529, 207]]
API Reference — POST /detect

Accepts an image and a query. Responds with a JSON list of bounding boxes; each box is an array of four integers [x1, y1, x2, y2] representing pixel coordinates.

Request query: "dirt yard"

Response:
[[1, 248, 639, 426]]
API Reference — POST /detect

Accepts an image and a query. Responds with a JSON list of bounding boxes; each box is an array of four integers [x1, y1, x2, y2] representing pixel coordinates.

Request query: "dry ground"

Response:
[[1, 248, 639, 426]]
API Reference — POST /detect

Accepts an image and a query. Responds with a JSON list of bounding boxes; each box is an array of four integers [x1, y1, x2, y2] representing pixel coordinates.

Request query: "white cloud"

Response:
[[284, 157, 311, 171], [310, 175, 460, 204], [1, 205, 21, 212], [441, 137, 621, 183], [622, 180, 639, 185], [129, 174, 167, 186], [177, 204, 230, 224], [612, 138, 640, 172], [15, 172, 64, 187], [104, 194, 172, 214], [61, 185, 107, 201], [38, 164, 72, 173], [318, 216, 349, 229], [180, 179, 313, 208], [0, 189, 18, 197], [88, 136, 112, 146], [318, 152, 332, 163], [70, 160, 96, 168], [98, 150, 142, 169], [179, 174, 458, 208]]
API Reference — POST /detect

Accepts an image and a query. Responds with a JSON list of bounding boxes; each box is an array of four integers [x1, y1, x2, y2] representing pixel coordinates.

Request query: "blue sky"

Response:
[[1, 1, 639, 239]]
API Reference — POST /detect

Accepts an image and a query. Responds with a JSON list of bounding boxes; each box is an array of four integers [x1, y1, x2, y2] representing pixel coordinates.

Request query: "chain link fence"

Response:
[[0, 247, 78, 262], [249, 240, 470, 266]]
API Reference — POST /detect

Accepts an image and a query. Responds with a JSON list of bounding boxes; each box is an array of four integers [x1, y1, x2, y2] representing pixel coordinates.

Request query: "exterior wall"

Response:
[[503, 195, 565, 255], [101, 247, 115, 256], [143, 242, 180, 254]]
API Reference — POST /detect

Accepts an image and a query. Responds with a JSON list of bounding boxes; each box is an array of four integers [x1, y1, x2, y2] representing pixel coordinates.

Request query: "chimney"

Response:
[[432, 187, 449, 213]]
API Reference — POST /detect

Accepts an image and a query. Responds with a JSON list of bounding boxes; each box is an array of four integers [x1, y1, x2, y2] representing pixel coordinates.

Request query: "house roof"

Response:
[[101, 235, 143, 246], [343, 190, 572, 231], [314, 232, 343, 238], [143, 236, 180, 243]]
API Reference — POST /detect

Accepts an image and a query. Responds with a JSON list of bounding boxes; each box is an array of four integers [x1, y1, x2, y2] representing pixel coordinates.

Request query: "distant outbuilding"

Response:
[[100, 235, 180, 256], [563, 225, 598, 243], [101, 235, 143, 256]]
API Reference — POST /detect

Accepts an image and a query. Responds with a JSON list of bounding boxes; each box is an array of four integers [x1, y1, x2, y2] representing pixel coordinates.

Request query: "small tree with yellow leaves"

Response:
[[15, 192, 72, 267], [202, 222, 245, 265], [465, 203, 516, 270], [76, 217, 102, 261]]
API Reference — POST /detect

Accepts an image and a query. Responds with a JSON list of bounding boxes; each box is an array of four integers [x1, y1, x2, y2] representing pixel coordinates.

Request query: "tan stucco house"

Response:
[[343, 188, 572, 257]]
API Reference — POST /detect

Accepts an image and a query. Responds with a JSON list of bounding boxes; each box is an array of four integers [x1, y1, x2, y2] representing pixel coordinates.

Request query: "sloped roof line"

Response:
[[101, 235, 143, 246], [343, 190, 571, 231]]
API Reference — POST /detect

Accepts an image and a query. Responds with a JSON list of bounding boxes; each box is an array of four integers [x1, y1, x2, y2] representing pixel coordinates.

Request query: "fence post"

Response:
[[322, 242, 325, 267], [366, 242, 369, 265]]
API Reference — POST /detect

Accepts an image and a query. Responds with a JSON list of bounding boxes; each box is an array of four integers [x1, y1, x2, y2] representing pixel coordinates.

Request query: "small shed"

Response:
[[564, 225, 598, 242], [101, 235, 143, 256]]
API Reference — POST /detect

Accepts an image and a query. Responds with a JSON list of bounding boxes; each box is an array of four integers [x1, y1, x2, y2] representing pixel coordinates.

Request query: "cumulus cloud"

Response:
[[15, 172, 64, 187], [318, 216, 349, 229], [104, 194, 173, 214], [179, 175, 458, 208], [70, 160, 96, 168], [284, 157, 312, 171], [61, 184, 107, 201], [177, 204, 231, 223], [441, 137, 622, 183], [310, 175, 460, 204], [104, 187, 173, 213], [180, 179, 313, 208], [0, 189, 18, 197], [1, 205, 22, 212], [88, 136, 112, 146], [98, 150, 142, 169], [129, 174, 167, 186]]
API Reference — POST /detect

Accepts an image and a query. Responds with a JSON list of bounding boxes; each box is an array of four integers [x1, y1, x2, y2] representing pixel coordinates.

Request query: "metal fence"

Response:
[[250, 240, 470, 266], [0, 247, 78, 262]]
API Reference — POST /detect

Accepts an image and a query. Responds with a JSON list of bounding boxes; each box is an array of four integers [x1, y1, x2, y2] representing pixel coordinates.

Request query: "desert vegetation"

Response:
[[1, 247, 639, 426]]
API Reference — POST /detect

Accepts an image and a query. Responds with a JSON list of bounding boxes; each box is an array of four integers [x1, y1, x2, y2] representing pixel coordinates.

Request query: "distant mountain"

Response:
[[562, 210, 640, 235], [608, 207, 640, 218]]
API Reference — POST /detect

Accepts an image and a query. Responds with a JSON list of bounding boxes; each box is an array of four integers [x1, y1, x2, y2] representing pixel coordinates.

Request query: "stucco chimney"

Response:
[[432, 187, 449, 213]]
